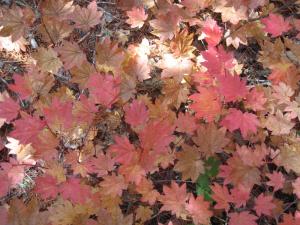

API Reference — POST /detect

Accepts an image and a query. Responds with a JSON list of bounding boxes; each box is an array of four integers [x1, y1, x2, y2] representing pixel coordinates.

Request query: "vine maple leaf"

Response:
[[33, 47, 63, 74], [265, 110, 295, 135], [292, 178, 300, 199], [175, 112, 197, 135], [186, 196, 212, 225], [218, 74, 248, 102], [261, 13, 291, 37], [160, 182, 189, 219], [56, 41, 86, 70], [41, 0, 74, 20], [126, 7, 148, 28], [220, 108, 260, 138], [124, 100, 148, 128], [174, 144, 204, 182], [0, 97, 20, 122], [254, 194, 275, 216], [8, 74, 32, 99], [10, 112, 46, 145], [229, 212, 257, 225], [70, 0, 103, 30], [100, 174, 128, 197], [86, 73, 121, 108]]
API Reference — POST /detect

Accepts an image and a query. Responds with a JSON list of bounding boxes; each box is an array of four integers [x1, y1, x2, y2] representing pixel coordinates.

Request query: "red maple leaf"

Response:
[[0, 97, 20, 122], [175, 112, 198, 135], [10, 113, 46, 144], [8, 74, 32, 99], [200, 18, 223, 46], [211, 183, 231, 211], [124, 100, 148, 127], [86, 73, 120, 108], [218, 74, 248, 102], [261, 13, 291, 37], [186, 196, 212, 225], [34, 175, 59, 199], [109, 136, 136, 165], [266, 172, 285, 191], [126, 7, 148, 28], [220, 108, 260, 138]]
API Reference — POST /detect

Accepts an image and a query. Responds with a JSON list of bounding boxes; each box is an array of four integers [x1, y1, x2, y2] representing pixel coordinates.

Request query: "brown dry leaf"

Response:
[[174, 144, 204, 182], [70, 61, 96, 88], [279, 143, 300, 174], [161, 78, 189, 109], [48, 199, 97, 225], [97, 207, 133, 225], [39, 19, 73, 44], [135, 206, 152, 224], [96, 38, 125, 73], [56, 41, 86, 70], [41, 0, 74, 20], [170, 29, 196, 58], [214, 2, 248, 25], [192, 123, 230, 158], [8, 197, 48, 225], [46, 160, 66, 183], [5, 137, 35, 164], [0, 6, 34, 42], [33, 47, 63, 74], [265, 110, 295, 135], [123, 54, 151, 82]]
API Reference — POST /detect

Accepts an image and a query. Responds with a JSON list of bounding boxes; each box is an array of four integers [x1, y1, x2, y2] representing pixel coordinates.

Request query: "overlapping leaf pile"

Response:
[[0, 0, 300, 225]]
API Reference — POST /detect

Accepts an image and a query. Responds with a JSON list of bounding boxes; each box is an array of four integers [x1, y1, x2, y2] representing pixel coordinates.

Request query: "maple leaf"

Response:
[[160, 182, 189, 219], [229, 212, 257, 225], [189, 87, 222, 122], [279, 213, 300, 225], [245, 87, 267, 111], [73, 95, 98, 126], [59, 178, 92, 204], [139, 119, 175, 153], [34, 174, 59, 199], [230, 185, 251, 207], [218, 74, 248, 102], [174, 144, 204, 182], [86, 73, 120, 108], [292, 178, 300, 199], [100, 174, 128, 196], [8, 74, 32, 99], [84, 153, 115, 176], [158, 53, 193, 81], [265, 110, 295, 135], [124, 100, 148, 128], [0, 171, 10, 197], [254, 194, 275, 216], [220, 108, 260, 138], [261, 13, 291, 37], [38, 19, 73, 43], [70, 1, 103, 30], [266, 172, 285, 191], [192, 123, 229, 158], [0, 6, 34, 42], [211, 183, 231, 211], [126, 7, 148, 28], [109, 136, 135, 165], [201, 46, 235, 77], [10, 112, 45, 145], [186, 195, 212, 225], [56, 41, 86, 70], [136, 178, 160, 205], [181, 0, 211, 13], [0, 97, 20, 122], [41, 0, 74, 20], [123, 53, 151, 82], [236, 144, 268, 167], [33, 47, 63, 74], [5, 137, 35, 164], [70, 61, 96, 88], [199, 18, 223, 46], [175, 112, 197, 135], [150, 12, 180, 40]]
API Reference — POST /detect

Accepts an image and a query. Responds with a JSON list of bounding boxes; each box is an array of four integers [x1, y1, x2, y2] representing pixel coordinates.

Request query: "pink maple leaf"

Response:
[[254, 194, 275, 216], [8, 74, 32, 99], [109, 136, 136, 165], [10, 113, 46, 144], [186, 196, 212, 225], [229, 212, 257, 225], [0, 97, 20, 122], [200, 18, 223, 46], [175, 112, 198, 135], [220, 108, 260, 138], [86, 73, 120, 108], [124, 99, 148, 127], [292, 177, 300, 199], [211, 183, 231, 211], [261, 13, 291, 37], [126, 7, 148, 28], [266, 172, 285, 191], [59, 178, 92, 204], [230, 185, 251, 207], [218, 74, 248, 102]]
